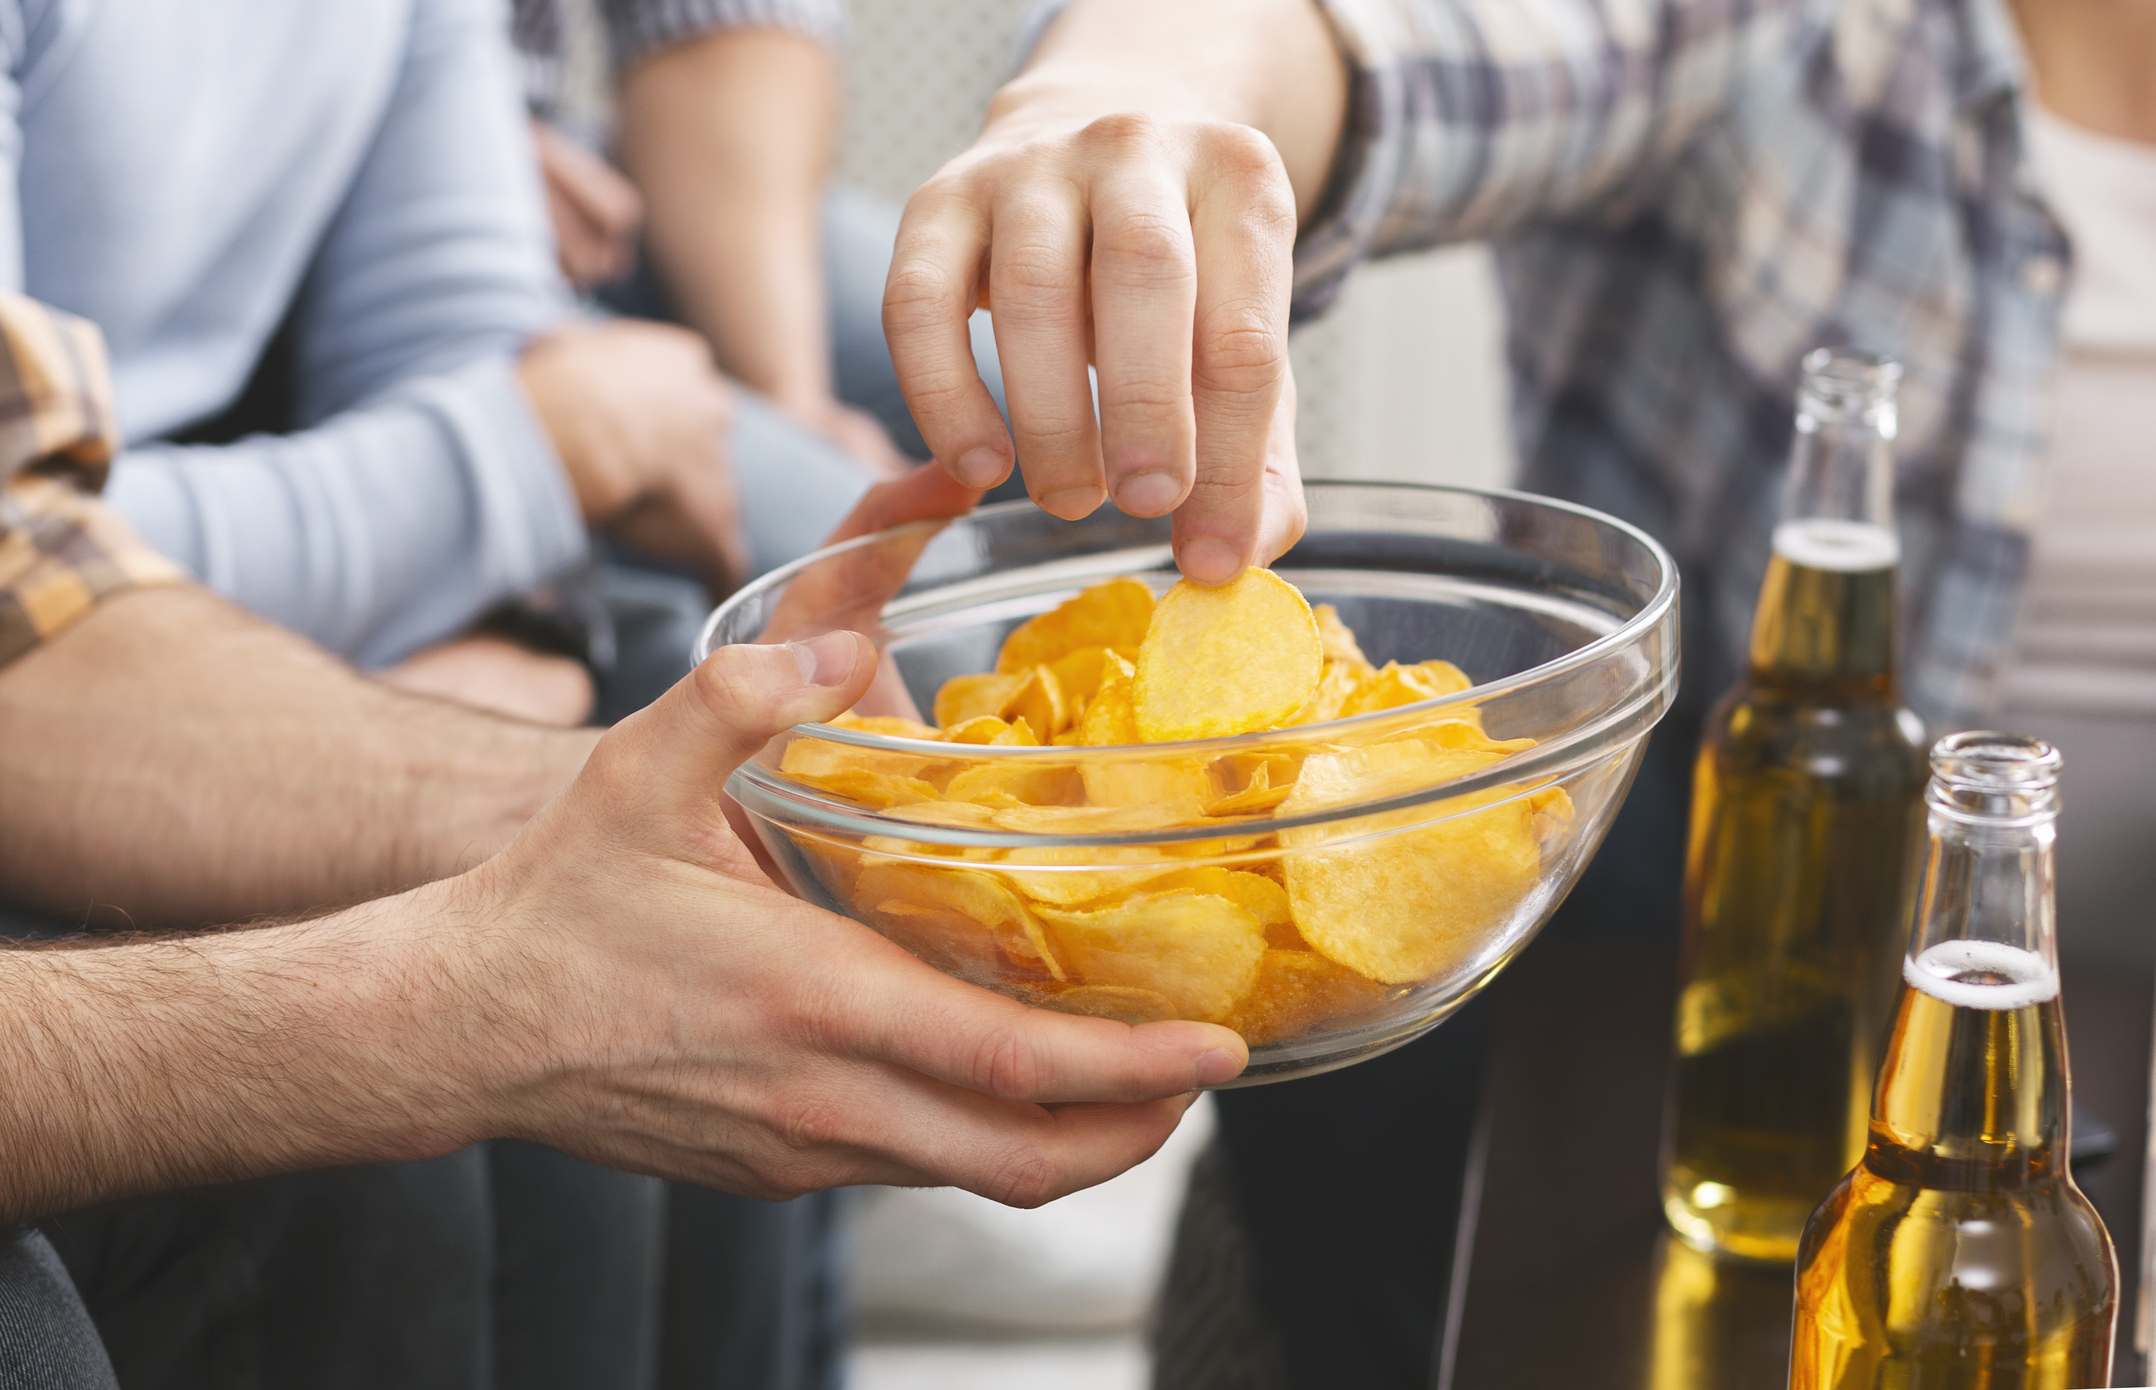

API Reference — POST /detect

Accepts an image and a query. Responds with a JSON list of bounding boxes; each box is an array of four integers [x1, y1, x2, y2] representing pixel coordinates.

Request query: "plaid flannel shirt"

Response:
[[514, 0, 844, 118], [0, 296, 181, 668], [1294, 0, 2067, 724]]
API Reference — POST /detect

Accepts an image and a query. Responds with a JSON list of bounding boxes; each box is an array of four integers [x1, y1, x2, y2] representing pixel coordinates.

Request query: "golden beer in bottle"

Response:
[[1791, 732, 2117, 1389], [1662, 349, 1928, 1262]]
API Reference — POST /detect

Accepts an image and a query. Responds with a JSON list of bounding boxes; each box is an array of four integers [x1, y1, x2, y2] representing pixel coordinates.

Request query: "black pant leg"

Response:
[[658, 1187, 848, 1390], [0, 1230, 118, 1390], [44, 1151, 492, 1390], [489, 1142, 664, 1390]]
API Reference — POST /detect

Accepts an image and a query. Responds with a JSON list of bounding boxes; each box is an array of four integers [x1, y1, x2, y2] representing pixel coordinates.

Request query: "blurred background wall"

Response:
[[834, 0, 1515, 493]]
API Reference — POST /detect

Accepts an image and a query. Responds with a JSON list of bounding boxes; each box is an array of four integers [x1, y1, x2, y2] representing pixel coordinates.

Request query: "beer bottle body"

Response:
[[1790, 734, 2118, 1389], [1663, 370, 1929, 1264], [1665, 667, 1926, 1260]]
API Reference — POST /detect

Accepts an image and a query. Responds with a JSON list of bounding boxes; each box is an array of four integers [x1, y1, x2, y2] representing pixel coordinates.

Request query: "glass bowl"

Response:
[[699, 482, 1679, 1084]]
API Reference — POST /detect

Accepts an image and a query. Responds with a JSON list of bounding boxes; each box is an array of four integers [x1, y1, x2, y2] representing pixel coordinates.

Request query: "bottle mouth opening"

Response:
[[1928, 731, 2061, 819], [1798, 347, 1903, 422]]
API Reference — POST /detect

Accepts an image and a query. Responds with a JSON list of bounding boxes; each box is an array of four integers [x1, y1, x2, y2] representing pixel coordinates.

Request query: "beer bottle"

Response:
[[1662, 348, 1929, 1262], [1790, 732, 2116, 1389]]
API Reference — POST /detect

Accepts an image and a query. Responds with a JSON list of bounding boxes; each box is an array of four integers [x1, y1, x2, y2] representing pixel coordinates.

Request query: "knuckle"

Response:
[[883, 261, 965, 330], [968, 1027, 1049, 1100], [770, 1094, 850, 1153], [687, 649, 770, 723], [1098, 386, 1191, 434], [1079, 110, 1170, 155], [979, 1146, 1065, 1210], [1092, 211, 1195, 289], [1202, 122, 1289, 184], [995, 239, 1084, 304]]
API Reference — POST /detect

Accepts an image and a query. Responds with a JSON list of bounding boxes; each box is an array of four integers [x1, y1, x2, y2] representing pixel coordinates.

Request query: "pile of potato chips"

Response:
[[776, 572, 1573, 1047]]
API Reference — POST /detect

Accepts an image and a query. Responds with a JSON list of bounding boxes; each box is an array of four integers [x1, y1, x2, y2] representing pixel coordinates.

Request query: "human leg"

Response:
[[658, 1188, 850, 1390], [43, 1153, 493, 1390], [489, 1142, 666, 1390], [0, 1230, 118, 1390]]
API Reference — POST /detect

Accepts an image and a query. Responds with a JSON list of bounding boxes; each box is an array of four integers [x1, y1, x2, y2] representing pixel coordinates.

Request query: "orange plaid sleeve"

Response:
[[0, 294, 182, 667]]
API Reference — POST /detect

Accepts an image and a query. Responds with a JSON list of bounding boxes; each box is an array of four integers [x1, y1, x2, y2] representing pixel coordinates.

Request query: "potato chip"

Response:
[[1031, 983, 1178, 1025], [785, 767, 942, 809], [856, 860, 1063, 980], [1136, 569, 1322, 742], [943, 715, 1039, 746], [1224, 950, 1392, 1046], [780, 733, 944, 783], [942, 761, 1084, 809], [1339, 659, 1473, 717], [1279, 739, 1548, 984], [1002, 665, 1070, 742], [1142, 867, 1292, 930], [831, 712, 945, 741], [1204, 760, 1294, 817], [1046, 646, 1114, 706], [1312, 605, 1372, 670], [1287, 660, 1366, 727], [1077, 652, 1139, 746], [935, 672, 1026, 729], [1035, 891, 1265, 1022], [997, 577, 1155, 674]]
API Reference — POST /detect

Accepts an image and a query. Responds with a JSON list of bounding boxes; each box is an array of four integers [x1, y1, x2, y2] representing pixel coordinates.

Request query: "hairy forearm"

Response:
[[996, 0, 1348, 220], [617, 30, 839, 413], [0, 878, 506, 1223], [0, 587, 598, 929]]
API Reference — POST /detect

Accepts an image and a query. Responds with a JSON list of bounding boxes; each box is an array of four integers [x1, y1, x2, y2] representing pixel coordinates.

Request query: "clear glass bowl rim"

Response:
[[700, 480, 1679, 848]]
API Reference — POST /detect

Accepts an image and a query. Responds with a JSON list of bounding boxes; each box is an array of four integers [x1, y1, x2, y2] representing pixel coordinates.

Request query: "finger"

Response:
[[885, 185, 1014, 489], [1087, 132, 1199, 520], [1175, 364, 1306, 572], [842, 958, 1248, 1102], [986, 187, 1106, 520], [1173, 135, 1297, 584], [617, 633, 878, 794], [822, 464, 983, 549]]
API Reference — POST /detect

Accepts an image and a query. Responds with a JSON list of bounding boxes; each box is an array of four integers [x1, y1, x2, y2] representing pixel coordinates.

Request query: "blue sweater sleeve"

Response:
[[102, 0, 588, 670]]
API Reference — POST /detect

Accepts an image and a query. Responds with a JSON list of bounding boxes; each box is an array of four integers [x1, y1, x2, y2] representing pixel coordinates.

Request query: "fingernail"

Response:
[[1177, 537, 1243, 585], [953, 447, 1010, 489], [1193, 1048, 1244, 1089], [1115, 471, 1184, 517], [1038, 486, 1104, 520], [788, 631, 858, 687]]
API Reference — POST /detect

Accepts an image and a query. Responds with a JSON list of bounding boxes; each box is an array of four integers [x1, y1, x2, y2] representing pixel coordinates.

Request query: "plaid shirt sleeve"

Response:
[[1293, 0, 1807, 316], [0, 295, 183, 668]]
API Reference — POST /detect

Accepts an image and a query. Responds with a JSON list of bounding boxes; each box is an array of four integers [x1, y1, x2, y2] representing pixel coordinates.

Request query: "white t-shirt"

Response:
[[2002, 107, 2156, 719]]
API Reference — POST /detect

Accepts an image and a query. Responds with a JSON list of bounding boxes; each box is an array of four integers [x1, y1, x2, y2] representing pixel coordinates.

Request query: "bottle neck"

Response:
[[1867, 749, 2068, 1189], [1747, 358, 1902, 698]]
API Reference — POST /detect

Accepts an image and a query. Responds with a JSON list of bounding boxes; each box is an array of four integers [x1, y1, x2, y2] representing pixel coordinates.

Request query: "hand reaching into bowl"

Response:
[[881, 0, 1346, 584]]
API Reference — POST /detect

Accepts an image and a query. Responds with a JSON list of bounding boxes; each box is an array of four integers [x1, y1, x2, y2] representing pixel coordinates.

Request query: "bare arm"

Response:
[[0, 586, 598, 929], [0, 567, 1244, 1224], [615, 29, 841, 419]]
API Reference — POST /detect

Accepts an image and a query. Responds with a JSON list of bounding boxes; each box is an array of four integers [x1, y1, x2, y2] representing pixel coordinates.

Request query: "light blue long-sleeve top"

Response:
[[3, 0, 588, 668]]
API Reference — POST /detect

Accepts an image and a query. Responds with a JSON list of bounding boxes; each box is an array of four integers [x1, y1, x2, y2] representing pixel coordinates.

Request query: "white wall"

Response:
[[838, 0, 1513, 492]]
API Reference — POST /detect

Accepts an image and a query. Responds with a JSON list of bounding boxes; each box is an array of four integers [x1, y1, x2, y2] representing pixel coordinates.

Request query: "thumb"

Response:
[[621, 631, 877, 795]]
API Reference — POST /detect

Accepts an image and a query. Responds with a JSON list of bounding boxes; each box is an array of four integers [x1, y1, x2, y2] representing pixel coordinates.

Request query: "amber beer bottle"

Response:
[[1790, 732, 2117, 1389], [1661, 349, 1929, 1262]]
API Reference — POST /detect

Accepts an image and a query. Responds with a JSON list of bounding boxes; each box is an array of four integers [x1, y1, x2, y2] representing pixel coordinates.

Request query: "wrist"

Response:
[[396, 724, 600, 886]]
